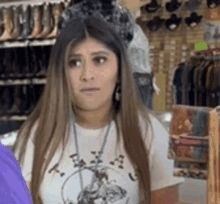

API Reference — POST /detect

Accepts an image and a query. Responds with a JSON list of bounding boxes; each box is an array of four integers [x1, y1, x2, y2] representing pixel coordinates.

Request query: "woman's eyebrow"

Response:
[[69, 51, 110, 58]]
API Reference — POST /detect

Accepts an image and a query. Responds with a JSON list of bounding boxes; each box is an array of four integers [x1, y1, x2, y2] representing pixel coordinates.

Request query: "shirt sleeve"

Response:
[[13, 124, 37, 190], [0, 142, 33, 204], [148, 114, 186, 192]]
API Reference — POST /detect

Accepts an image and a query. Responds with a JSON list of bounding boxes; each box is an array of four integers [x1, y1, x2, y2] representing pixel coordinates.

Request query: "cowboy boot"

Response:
[[11, 5, 22, 39], [2, 48, 11, 79], [37, 3, 52, 39], [30, 5, 43, 39], [21, 5, 32, 39], [12, 48, 22, 79], [8, 49, 17, 79], [36, 46, 47, 78], [25, 85, 36, 115], [0, 49, 5, 79], [0, 87, 4, 115], [47, 2, 64, 38], [0, 8, 4, 37], [0, 7, 13, 41], [2, 86, 13, 115], [9, 86, 21, 115], [20, 85, 29, 115]]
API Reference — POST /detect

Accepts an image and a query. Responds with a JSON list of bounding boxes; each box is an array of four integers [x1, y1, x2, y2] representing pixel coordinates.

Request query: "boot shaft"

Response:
[[37, 3, 52, 38], [11, 5, 22, 38], [2, 6, 13, 32], [21, 5, 32, 38], [30, 5, 43, 38]]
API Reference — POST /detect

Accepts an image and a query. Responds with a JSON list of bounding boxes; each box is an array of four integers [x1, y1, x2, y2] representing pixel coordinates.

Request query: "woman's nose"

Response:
[[80, 61, 95, 80]]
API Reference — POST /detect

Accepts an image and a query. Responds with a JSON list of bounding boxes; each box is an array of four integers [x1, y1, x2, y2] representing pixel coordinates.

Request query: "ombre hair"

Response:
[[13, 17, 155, 204]]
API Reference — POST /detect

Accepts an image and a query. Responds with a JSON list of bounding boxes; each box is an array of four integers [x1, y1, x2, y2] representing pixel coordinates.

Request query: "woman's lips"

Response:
[[80, 88, 100, 92]]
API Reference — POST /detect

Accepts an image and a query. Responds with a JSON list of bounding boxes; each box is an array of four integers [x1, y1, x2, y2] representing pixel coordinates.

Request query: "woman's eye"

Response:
[[69, 59, 81, 67], [94, 56, 107, 65]]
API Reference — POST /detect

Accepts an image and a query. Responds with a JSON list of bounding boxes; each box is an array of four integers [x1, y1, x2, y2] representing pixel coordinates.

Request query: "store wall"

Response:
[[139, 0, 217, 112], [140, 1, 210, 202]]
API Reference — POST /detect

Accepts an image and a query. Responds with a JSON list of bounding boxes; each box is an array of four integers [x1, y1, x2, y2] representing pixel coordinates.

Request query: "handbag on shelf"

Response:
[[168, 105, 212, 180]]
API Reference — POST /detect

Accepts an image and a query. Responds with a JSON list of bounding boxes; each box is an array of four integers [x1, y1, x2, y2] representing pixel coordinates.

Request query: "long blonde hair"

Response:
[[13, 17, 155, 204]]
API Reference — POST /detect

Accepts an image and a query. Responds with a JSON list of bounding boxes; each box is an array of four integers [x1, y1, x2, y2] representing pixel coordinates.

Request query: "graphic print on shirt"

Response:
[[48, 150, 138, 204]]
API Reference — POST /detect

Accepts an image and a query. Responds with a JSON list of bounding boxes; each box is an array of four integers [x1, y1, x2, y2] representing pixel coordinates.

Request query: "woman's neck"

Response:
[[75, 106, 114, 129]]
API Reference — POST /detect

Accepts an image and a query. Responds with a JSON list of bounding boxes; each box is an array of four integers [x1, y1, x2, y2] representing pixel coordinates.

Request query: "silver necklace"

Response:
[[72, 114, 112, 198]]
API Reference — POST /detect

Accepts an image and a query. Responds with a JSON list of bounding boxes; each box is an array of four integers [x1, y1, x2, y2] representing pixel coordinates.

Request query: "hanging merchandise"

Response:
[[207, 0, 220, 9], [185, 0, 201, 10], [205, 6, 220, 41], [147, 16, 165, 31], [165, 14, 182, 31], [166, 0, 182, 12], [185, 12, 203, 27], [145, 0, 161, 13], [172, 49, 220, 107]]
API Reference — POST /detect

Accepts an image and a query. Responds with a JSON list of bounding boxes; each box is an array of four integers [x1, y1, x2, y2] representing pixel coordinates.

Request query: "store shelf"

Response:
[[0, 115, 27, 121], [0, 0, 70, 8], [0, 78, 46, 85], [0, 38, 56, 48]]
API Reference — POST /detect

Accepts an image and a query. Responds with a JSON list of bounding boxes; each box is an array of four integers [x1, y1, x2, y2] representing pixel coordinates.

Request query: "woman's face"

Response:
[[67, 37, 118, 112]]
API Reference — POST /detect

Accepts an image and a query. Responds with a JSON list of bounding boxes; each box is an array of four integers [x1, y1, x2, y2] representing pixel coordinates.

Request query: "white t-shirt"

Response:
[[15, 113, 185, 204]]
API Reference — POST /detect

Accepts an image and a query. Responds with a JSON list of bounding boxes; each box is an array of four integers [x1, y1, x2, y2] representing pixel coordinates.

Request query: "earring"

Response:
[[115, 82, 121, 101]]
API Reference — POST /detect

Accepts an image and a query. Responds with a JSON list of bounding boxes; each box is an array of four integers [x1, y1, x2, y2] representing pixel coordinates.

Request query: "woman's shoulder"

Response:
[[138, 111, 168, 135]]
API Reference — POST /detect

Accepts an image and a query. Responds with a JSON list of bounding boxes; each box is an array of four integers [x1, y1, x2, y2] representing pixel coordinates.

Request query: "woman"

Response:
[[13, 1, 185, 204], [0, 141, 32, 203]]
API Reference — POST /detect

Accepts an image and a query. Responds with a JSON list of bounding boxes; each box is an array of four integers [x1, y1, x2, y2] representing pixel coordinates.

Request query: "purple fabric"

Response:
[[0, 142, 32, 204]]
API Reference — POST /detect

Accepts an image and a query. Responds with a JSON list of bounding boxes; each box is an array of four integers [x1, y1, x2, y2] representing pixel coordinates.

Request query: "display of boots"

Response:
[[48, 3, 64, 38], [11, 5, 22, 39], [0, 7, 13, 41], [21, 5, 32, 40], [37, 3, 52, 39], [9, 86, 21, 115], [30, 5, 43, 39]]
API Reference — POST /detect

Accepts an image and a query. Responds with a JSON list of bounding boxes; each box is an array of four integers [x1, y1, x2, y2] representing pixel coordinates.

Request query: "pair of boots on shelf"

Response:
[[0, 2, 65, 41], [0, 46, 51, 79], [0, 85, 44, 116]]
